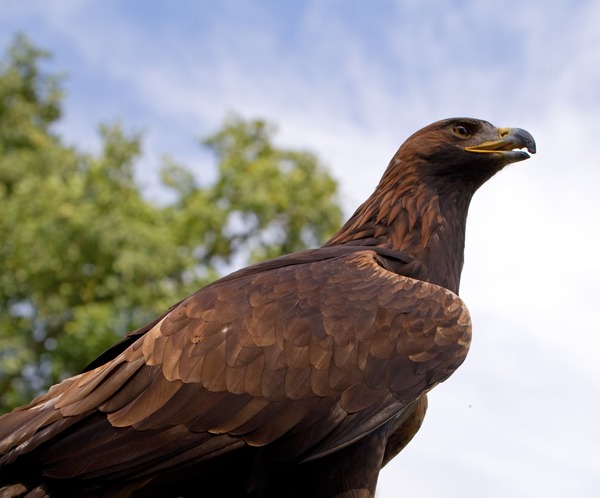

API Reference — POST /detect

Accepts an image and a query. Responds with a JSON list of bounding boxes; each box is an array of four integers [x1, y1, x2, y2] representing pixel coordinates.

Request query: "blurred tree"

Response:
[[0, 35, 343, 412]]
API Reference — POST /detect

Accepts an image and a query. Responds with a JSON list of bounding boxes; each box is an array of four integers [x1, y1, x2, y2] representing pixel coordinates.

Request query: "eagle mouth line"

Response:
[[465, 144, 532, 161]]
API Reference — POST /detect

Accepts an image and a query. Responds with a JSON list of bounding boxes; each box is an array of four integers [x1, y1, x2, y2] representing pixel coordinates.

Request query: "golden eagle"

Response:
[[0, 118, 535, 497]]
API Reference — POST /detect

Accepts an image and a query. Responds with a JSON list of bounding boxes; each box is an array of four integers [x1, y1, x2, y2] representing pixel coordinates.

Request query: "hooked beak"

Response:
[[465, 127, 536, 163]]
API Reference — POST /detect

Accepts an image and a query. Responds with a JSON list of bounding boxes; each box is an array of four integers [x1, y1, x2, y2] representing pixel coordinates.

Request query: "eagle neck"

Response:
[[326, 163, 476, 293]]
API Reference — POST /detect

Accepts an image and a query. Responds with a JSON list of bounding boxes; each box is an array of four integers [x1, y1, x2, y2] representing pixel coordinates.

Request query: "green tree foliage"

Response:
[[0, 35, 343, 412]]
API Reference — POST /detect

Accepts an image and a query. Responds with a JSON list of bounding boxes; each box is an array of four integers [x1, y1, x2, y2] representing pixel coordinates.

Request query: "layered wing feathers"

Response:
[[0, 248, 471, 482]]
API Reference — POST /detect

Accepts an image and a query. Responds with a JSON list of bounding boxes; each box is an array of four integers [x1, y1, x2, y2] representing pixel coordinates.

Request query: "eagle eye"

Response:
[[452, 125, 470, 138]]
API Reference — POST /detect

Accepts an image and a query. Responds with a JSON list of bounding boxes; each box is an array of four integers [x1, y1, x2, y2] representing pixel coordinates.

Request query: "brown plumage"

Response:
[[0, 118, 535, 497]]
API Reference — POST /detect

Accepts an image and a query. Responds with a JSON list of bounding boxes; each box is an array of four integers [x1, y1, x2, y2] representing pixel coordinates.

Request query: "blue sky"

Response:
[[2, 1, 600, 496]]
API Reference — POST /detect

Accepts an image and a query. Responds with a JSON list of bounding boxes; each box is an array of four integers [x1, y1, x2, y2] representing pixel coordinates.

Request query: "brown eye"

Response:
[[453, 125, 470, 138]]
